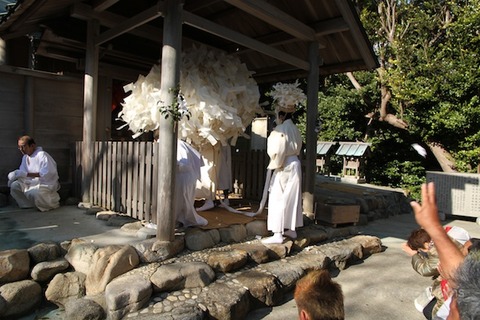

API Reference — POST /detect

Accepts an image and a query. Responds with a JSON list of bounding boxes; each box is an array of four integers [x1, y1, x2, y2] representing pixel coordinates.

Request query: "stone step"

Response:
[[0, 218, 383, 320]]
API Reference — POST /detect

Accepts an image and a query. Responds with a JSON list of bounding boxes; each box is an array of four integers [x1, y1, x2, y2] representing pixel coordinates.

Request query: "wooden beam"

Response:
[[183, 11, 309, 70], [313, 17, 350, 36], [319, 59, 368, 75], [71, 3, 163, 43], [224, 0, 316, 41], [73, 1, 310, 70], [0, 64, 81, 81], [7, 0, 47, 33], [0, 25, 41, 40], [93, 0, 120, 12], [334, 0, 378, 70], [184, 0, 222, 12], [95, 2, 163, 45]]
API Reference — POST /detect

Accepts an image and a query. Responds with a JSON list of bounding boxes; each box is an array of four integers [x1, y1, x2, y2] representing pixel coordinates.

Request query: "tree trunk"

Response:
[[427, 142, 456, 172]]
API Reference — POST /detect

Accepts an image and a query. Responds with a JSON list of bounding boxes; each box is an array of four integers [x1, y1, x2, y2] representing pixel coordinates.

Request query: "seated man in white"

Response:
[[8, 135, 60, 212]]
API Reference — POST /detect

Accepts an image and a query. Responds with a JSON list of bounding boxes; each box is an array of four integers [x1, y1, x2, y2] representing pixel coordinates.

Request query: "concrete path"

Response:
[[247, 213, 480, 320], [2, 201, 479, 320], [0, 205, 141, 251]]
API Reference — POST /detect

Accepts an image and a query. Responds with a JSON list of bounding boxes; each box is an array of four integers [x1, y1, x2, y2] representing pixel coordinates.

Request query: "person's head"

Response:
[[461, 237, 480, 256], [294, 269, 344, 320], [407, 228, 431, 252], [17, 135, 36, 156], [450, 250, 480, 320]]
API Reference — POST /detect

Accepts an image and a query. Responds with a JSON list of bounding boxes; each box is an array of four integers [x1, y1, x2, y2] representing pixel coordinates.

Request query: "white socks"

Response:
[[261, 230, 297, 244], [261, 232, 284, 244]]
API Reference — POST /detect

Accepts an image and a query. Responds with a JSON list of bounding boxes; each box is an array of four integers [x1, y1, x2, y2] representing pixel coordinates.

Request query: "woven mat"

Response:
[[197, 206, 267, 230]]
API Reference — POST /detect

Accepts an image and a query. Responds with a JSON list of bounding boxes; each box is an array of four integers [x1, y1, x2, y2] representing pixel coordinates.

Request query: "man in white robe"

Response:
[[176, 140, 208, 227], [8, 136, 60, 212], [262, 110, 303, 244]]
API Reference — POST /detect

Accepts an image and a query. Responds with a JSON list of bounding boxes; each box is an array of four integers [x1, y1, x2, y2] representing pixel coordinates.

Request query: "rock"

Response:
[[0, 249, 30, 283], [245, 220, 269, 237], [27, 242, 62, 264], [150, 262, 215, 292], [136, 226, 157, 240], [349, 235, 382, 255], [231, 243, 270, 264], [134, 303, 205, 320], [198, 281, 250, 320], [207, 249, 248, 273], [326, 225, 357, 239], [185, 228, 220, 251], [95, 210, 117, 221], [86, 245, 140, 295], [65, 297, 106, 320], [263, 241, 293, 260], [0, 280, 41, 318], [121, 221, 143, 233], [310, 239, 363, 270], [218, 224, 247, 243], [357, 213, 369, 226], [235, 270, 283, 307], [134, 236, 184, 263], [297, 225, 329, 245], [64, 197, 80, 206], [106, 215, 138, 227], [105, 274, 152, 320], [65, 243, 98, 274], [84, 207, 104, 215], [31, 258, 70, 282], [288, 251, 330, 272], [257, 259, 306, 292], [45, 271, 86, 307]]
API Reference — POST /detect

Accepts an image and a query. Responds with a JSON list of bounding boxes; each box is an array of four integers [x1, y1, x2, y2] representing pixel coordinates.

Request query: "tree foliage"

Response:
[[313, 0, 480, 197]]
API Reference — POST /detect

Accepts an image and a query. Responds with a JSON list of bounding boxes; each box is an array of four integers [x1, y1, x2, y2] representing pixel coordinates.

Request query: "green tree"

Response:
[[314, 0, 480, 197]]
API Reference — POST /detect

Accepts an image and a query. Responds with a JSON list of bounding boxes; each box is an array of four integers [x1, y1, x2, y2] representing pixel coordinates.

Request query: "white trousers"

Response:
[[267, 156, 303, 233], [176, 170, 207, 227], [10, 180, 60, 212]]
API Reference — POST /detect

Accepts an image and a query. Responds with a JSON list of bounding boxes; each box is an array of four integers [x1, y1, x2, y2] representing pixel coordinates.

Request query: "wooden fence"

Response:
[[75, 141, 268, 222]]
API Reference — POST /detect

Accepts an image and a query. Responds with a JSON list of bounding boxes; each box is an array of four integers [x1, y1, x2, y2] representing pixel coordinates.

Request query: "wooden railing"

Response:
[[75, 141, 268, 222]]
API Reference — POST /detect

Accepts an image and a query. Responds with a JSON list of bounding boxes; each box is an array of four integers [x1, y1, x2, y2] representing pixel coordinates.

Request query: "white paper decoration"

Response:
[[118, 45, 262, 145]]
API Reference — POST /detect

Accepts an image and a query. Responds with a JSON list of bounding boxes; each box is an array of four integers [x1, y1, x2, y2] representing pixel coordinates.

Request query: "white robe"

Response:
[[217, 144, 232, 192], [194, 142, 232, 200], [9, 146, 60, 212], [176, 140, 208, 227], [266, 119, 303, 233]]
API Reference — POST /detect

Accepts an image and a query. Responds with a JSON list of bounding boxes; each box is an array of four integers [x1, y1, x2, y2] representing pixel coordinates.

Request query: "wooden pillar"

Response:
[[24, 35, 36, 134], [303, 42, 320, 218], [81, 19, 99, 204], [24, 77, 34, 135], [156, 0, 182, 241]]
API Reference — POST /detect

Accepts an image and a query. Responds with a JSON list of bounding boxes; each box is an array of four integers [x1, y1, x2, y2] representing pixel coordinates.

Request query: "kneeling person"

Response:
[[8, 136, 60, 211]]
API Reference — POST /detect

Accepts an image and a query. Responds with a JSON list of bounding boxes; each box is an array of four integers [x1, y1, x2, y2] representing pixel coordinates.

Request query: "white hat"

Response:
[[446, 226, 471, 245]]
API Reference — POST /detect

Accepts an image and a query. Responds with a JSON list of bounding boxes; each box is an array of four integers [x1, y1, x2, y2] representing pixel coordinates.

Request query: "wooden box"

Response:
[[315, 203, 360, 227]]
